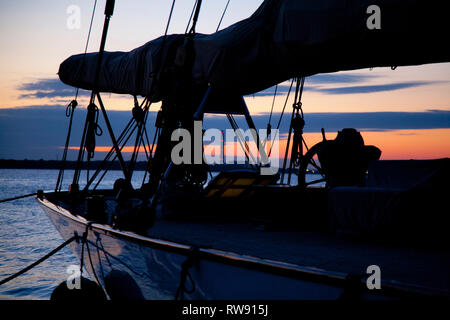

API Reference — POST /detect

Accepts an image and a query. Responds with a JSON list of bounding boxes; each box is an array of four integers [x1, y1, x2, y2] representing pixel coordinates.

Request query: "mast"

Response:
[[71, 0, 130, 193]]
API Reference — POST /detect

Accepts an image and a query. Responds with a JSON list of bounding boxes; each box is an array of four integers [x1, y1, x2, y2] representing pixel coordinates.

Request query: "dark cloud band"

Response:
[[1, 106, 448, 159], [18, 78, 89, 99]]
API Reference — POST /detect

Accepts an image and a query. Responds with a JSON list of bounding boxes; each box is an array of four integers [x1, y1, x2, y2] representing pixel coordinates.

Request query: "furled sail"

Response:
[[58, 0, 450, 100]]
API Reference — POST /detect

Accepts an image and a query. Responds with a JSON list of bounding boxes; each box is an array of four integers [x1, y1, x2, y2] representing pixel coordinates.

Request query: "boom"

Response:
[[58, 0, 450, 105]]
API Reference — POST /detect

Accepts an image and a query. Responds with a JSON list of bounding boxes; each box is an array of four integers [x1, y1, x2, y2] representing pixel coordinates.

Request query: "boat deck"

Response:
[[47, 186, 450, 297], [147, 217, 450, 295]]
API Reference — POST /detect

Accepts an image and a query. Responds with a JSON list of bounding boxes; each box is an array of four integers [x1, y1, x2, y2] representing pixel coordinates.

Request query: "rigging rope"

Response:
[[56, 100, 77, 192], [268, 84, 278, 125], [79, 223, 106, 296], [0, 236, 76, 286], [85, 103, 103, 160], [266, 84, 278, 137], [264, 79, 294, 158], [216, 0, 231, 32], [74, 0, 115, 188], [142, 125, 161, 187], [85, 117, 135, 191], [227, 114, 253, 165], [275, 79, 295, 131], [92, 119, 140, 190], [188, 0, 203, 35], [185, 0, 197, 34], [89, 100, 152, 191], [74, 0, 98, 100], [282, 77, 306, 185], [0, 193, 37, 204], [164, 0, 176, 38], [150, 0, 177, 95], [129, 98, 151, 177], [58, 0, 98, 191]]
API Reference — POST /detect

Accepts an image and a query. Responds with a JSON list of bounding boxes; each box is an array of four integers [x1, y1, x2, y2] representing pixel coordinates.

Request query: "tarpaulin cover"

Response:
[[58, 0, 450, 103]]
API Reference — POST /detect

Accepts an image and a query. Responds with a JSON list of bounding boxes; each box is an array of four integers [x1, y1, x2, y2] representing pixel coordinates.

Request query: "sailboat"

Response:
[[37, 0, 450, 299]]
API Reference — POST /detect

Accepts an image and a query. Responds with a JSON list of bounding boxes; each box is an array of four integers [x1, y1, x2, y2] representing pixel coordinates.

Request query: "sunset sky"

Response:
[[0, 0, 449, 161]]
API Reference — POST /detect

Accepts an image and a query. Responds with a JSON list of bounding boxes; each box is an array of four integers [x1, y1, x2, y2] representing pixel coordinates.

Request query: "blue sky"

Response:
[[0, 0, 449, 160]]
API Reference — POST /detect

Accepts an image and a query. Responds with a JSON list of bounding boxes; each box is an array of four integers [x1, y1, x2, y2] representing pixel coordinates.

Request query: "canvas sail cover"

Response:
[[58, 0, 450, 101]]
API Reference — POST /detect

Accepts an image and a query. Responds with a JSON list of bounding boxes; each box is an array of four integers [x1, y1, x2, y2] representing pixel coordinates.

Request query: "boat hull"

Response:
[[37, 196, 438, 300]]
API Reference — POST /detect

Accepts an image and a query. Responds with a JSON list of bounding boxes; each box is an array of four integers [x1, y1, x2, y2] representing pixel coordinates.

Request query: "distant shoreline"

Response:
[[0, 159, 143, 170], [0, 159, 315, 174], [0, 159, 255, 172]]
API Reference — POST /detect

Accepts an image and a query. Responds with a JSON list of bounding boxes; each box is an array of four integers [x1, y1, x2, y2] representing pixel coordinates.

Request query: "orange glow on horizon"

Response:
[[64, 128, 450, 161], [300, 129, 450, 160], [361, 129, 450, 160]]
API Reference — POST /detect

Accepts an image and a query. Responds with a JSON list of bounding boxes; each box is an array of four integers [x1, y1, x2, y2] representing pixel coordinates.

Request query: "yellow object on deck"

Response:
[[203, 170, 279, 199]]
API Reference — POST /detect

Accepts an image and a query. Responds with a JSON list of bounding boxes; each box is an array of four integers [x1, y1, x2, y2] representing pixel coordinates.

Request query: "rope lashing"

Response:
[[175, 247, 199, 300], [85, 103, 103, 159], [287, 77, 306, 183], [65, 99, 77, 117], [291, 78, 306, 167], [281, 77, 305, 184], [132, 96, 146, 124], [291, 112, 305, 166], [56, 99, 78, 192], [0, 236, 76, 286]]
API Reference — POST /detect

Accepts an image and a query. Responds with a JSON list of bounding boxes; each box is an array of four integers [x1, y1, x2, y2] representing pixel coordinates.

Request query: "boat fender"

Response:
[[51, 276, 106, 301], [338, 273, 365, 300], [104, 270, 144, 300]]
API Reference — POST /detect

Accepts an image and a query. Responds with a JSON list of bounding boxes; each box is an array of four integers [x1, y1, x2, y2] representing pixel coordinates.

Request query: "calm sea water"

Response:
[[0, 169, 319, 300]]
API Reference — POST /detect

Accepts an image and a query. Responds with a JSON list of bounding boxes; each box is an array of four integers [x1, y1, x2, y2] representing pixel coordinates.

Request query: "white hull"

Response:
[[37, 196, 441, 300]]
